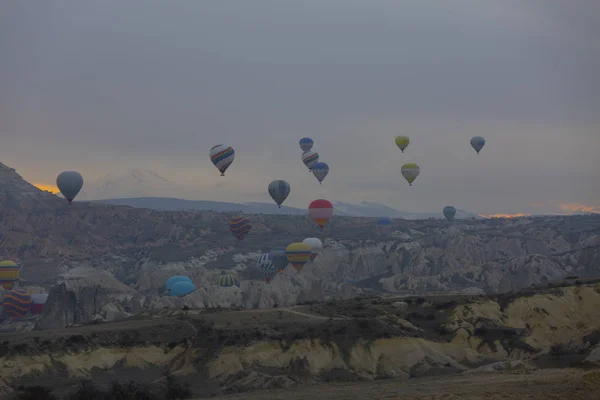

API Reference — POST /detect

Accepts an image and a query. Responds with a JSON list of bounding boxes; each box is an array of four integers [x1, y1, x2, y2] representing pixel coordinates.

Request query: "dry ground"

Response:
[[205, 369, 600, 400]]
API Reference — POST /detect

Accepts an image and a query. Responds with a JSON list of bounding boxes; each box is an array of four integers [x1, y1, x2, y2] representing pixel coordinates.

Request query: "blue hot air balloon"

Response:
[[299, 137, 314, 152], [169, 281, 196, 297], [443, 206, 457, 221], [311, 162, 329, 184], [166, 276, 192, 291], [470, 136, 486, 154]]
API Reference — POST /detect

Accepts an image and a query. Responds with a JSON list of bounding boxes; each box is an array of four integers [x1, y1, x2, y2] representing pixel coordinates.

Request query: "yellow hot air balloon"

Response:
[[285, 243, 311, 272], [401, 163, 420, 186], [0, 260, 20, 290], [395, 136, 410, 153]]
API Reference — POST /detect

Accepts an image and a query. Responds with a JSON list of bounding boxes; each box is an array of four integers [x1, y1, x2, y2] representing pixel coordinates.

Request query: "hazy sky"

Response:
[[1, 0, 599, 215]]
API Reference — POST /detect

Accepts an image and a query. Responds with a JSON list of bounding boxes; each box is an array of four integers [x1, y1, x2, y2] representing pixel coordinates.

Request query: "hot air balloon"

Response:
[[302, 238, 323, 262], [311, 162, 329, 184], [29, 293, 49, 315], [268, 180, 291, 208], [56, 171, 83, 204], [217, 274, 239, 287], [271, 248, 288, 273], [285, 243, 311, 272], [166, 276, 192, 292], [229, 216, 252, 241], [401, 163, 420, 186], [302, 150, 319, 171], [395, 136, 410, 153], [470, 136, 486, 154], [0, 260, 20, 290], [377, 217, 392, 234], [299, 137, 314, 152], [210, 144, 235, 176], [308, 199, 333, 230], [169, 281, 196, 297], [2, 289, 31, 319], [443, 206, 457, 221], [256, 253, 277, 283]]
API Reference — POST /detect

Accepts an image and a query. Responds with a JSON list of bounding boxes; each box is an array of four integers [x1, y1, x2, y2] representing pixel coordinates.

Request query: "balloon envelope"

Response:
[[470, 136, 486, 154], [256, 253, 277, 283], [401, 163, 420, 186], [268, 180, 291, 208], [302, 150, 319, 171], [311, 162, 329, 184], [270, 247, 288, 273], [2, 289, 31, 318], [210, 144, 235, 175], [166, 275, 192, 291], [56, 171, 83, 203], [229, 216, 252, 241], [299, 137, 314, 152], [285, 243, 311, 271], [30, 293, 49, 315], [0, 260, 20, 290], [308, 199, 334, 229], [443, 206, 457, 221], [169, 281, 196, 297], [217, 275, 239, 287], [395, 136, 410, 152], [302, 238, 323, 262]]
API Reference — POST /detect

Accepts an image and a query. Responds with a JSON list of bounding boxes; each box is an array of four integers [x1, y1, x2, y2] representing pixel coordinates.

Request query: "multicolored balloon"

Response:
[[268, 180, 291, 208], [270, 247, 288, 273], [311, 162, 329, 184], [56, 171, 83, 204], [401, 163, 420, 186], [302, 150, 319, 171], [256, 253, 277, 283], [308, 199, 333, 230], [377, 217, 392, 233], [0, 260, 20, 290], [299, 137, 314, 152], [229, 216, 252, 241], [169, 281, 196, 297], [470, 136, 486, 154], [210, 144, 235, 176], [302, 238, 323, 262], [285, 242, 312, 272], [2, 289, 31, 318], [29, 293, 49, 315], [443, 206, 457, 221], [217, 274, 239, 287], [395, 136, 410, 153]]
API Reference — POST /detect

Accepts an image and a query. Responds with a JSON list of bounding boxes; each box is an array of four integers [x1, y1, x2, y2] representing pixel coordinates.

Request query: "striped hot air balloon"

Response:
[[2, 289, 32, 318], [308, 199, 333, 230], [302, 238, 323, 262], [302, 150, 319, 171], [285, 243, 311, 272], [0, 260, 21, 290], [256, 253, 277, 283], [217, 274, 239, 287], [210, 144, 235, 176], [229, 216, 252, 241]]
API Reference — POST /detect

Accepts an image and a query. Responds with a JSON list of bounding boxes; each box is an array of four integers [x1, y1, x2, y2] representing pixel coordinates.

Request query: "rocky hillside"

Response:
[[1, 161, 600, 327], [2, 282, 600, 398]]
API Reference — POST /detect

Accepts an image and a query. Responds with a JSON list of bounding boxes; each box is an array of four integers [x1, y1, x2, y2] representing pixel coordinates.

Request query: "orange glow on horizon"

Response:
[[560, 203, 600, 214], [32, 183, 59, 194], [479, 212, 531, 219]]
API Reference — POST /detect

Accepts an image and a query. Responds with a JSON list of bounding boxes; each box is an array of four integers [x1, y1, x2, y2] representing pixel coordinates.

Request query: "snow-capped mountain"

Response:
[[78, 169, 182, 201]]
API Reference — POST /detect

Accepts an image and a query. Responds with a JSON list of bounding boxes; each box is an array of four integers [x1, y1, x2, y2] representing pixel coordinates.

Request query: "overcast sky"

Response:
[[1, 0, 599, 215]]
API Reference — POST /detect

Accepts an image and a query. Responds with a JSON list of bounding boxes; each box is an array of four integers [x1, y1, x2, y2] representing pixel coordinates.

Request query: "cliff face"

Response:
[[2, 284, 600, 398]]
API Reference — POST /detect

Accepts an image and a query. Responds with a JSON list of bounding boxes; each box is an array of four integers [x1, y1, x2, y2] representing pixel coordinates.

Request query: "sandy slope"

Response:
[[204, 368, 600, 400]]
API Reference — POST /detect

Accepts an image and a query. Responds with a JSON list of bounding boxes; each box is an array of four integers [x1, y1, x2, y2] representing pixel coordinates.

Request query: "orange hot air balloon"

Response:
[[308, 199, 333, 230], [0, 260, 21, 290]]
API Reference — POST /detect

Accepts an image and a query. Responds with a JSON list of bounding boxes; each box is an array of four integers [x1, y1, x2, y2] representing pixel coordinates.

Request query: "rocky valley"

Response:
[[1, 161, 600, 398]]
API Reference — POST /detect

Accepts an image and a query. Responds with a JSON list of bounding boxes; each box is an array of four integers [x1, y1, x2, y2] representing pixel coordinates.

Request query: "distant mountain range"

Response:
[[72, 168, 480, 219]]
